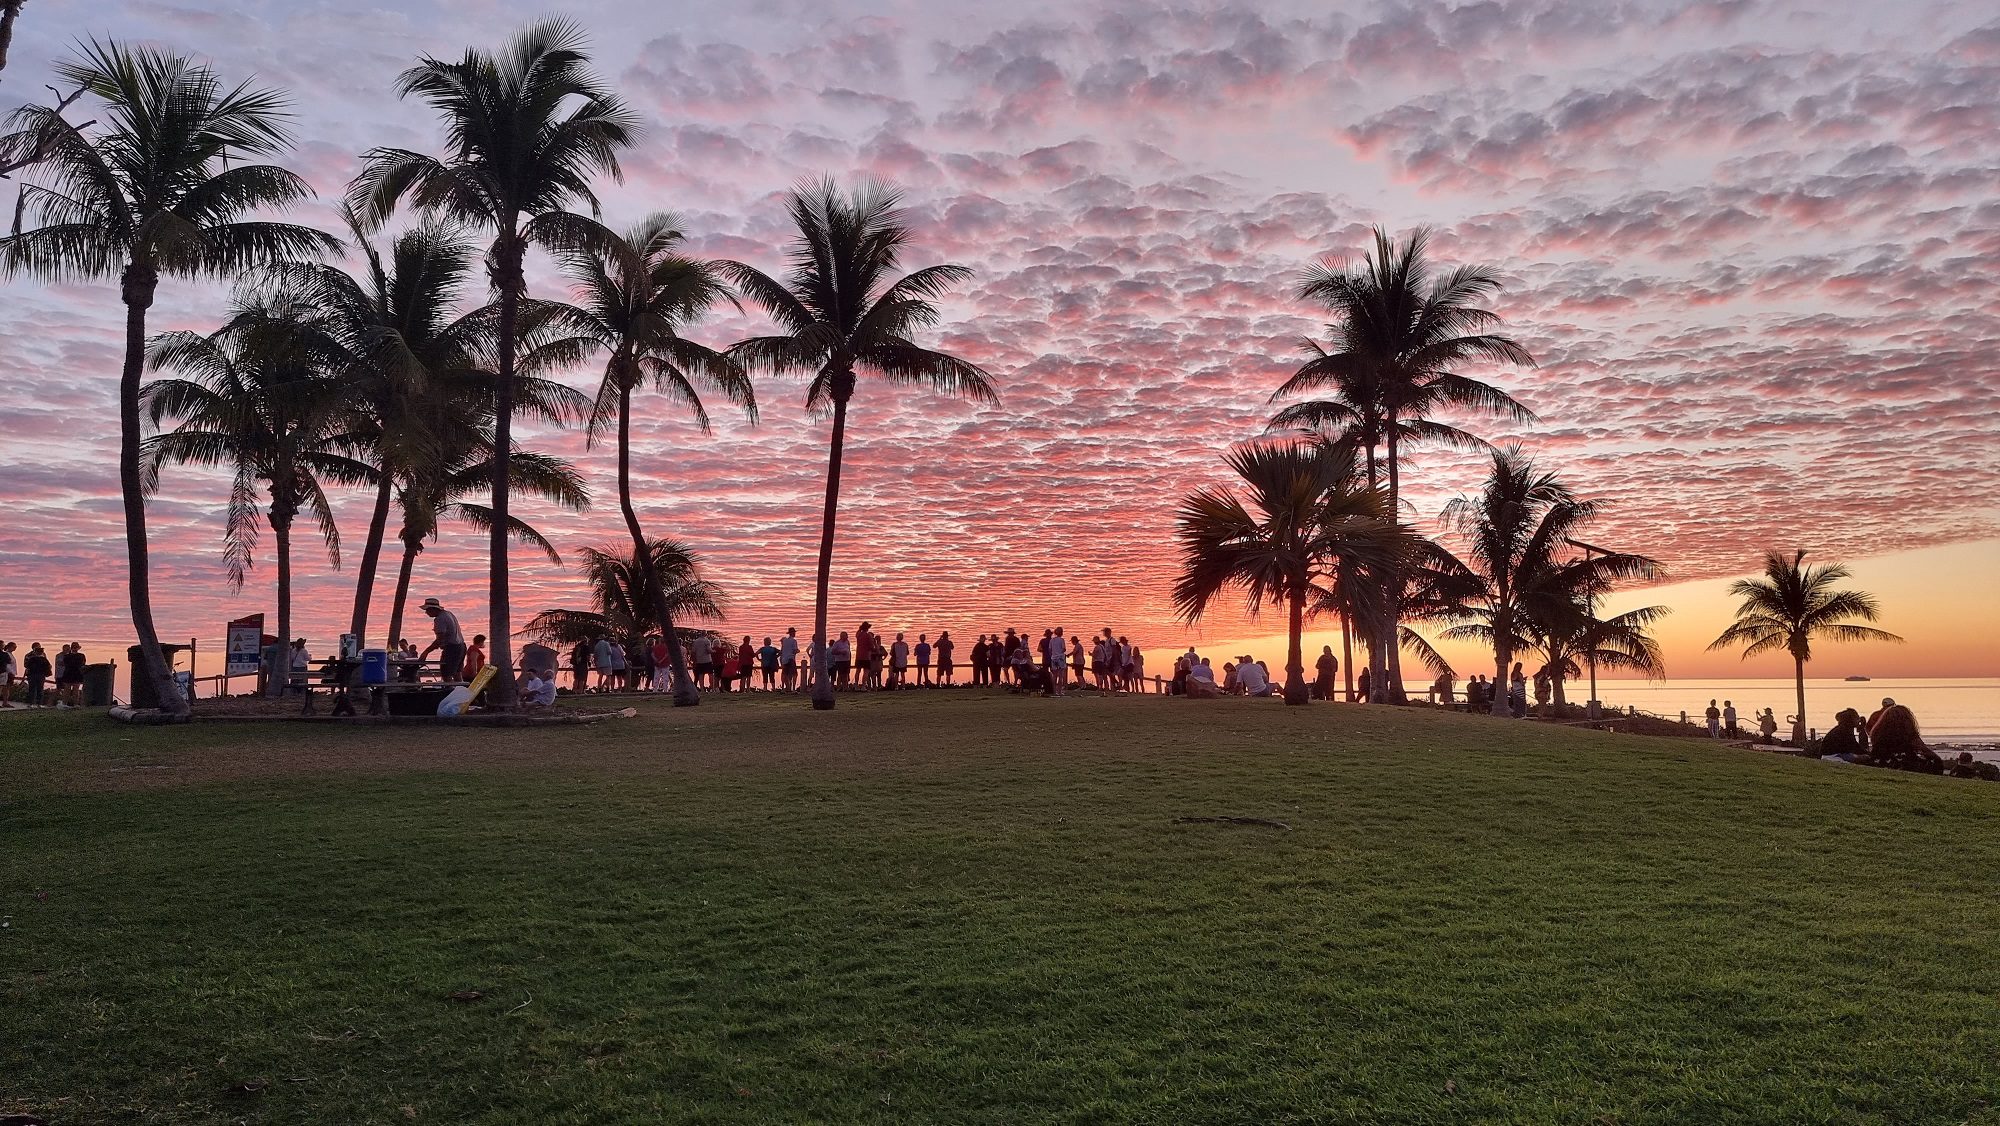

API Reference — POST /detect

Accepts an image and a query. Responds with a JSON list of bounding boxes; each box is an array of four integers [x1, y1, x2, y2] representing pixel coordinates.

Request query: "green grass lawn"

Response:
[[3, 694, 1997, 1124]]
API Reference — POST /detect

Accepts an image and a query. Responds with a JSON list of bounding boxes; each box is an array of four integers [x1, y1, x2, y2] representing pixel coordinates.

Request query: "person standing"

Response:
[[287, 638, 310, 696], [1705, 699, 1721, 738], [914, 634, 932, 687], [1509, 662, 1528, 718], [592, 636, 614, 693], [464, 634, 488, 682], [689, 632, 714, 691], [831, 631, 852, 688], [936, 631, 955, 685], [0, 640, 16, 707], [890, 632, 910, 689], [419, 598, 467, 681], [23, 643, 52, 706], [1126, 640, 1143, 693], [779, 628, 800, 693], [737, 636, 755, 693], [568, 639, 590, 694], [1757, 708, 1779, 744], [970, 635, 989, 686], [758, 637, 779, 691], [1723, 700, 1740, 737], [1315, 646, 1338, 701], [1069, 633, 1085, 687]]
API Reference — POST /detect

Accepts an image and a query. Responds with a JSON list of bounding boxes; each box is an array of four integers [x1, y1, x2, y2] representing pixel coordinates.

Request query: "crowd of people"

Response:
[[0, 639, 93, 708]]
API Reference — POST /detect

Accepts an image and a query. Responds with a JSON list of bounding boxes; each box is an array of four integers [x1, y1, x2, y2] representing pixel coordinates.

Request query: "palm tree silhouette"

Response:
[[1708, 550, 1902, 745], [1272, 227, 1533, 702], [351, 18, 636, 706], [563, 214, 753, 706], [522, 538, 727, 659], [1434, 449, 1655, 716], [1174, 441, 1396, 705], [261, 213, 488, 650], [0, 42, 337, 713], [723, 177, 996, 710], [141, 289, 373, 693]]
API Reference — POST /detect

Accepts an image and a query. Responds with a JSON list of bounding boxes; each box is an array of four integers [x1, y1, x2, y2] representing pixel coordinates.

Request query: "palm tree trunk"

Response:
[[618, 382, 698, 707], [1283, 582, 1307, 705], [1382, 426, 1407, 704], [347, 473, 393, 647], [0, 1, 24, 78], [1492, 642, 1512, 718], [1340, 607, 1355, 702], [119, 266, 185, 714], [1551, 667, 1568, 715], [808, 387, 852, 711], [485, 239, 523, 708], [1793, 655, 1808, 746], [269, 513, 292, 699], [386, 536, 419, 659]]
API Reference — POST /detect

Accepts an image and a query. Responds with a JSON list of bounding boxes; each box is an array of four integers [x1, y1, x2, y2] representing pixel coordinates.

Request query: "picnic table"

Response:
[[299, 656, 469, 717]]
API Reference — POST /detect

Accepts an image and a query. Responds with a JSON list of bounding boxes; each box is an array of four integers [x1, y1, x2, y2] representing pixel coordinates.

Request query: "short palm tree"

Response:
[[564, 213, 753, 706], [723, 177, 997, 710], [1708, 550, 1901, 745], [1174, 441, 1395, 705], [0, 42, 337, 714], [351, 18, 636, 705], [1435, 449, 1656, 716], [141, 291, 373, 693], [382, 446, 589, 653], [1524, 603, 1668, 714], [522, 538, 727, 657], [1272, 227, 1534, 702]]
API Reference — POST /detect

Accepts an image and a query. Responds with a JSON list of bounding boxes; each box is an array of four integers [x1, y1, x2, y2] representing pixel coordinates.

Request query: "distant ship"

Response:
[[1844, 675, 1872, 682]]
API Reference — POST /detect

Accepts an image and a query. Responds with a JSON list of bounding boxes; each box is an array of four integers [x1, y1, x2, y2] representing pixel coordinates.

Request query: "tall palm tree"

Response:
[[1434, 449, 1656, 716], [522, 538, 727, 657], [1272, 227, 1534, 703], [350, 18, 636, 706], [1709, 550, 1902, 745], [256, 213, 486, 650], [0, 42, 337, 714], [382, 447, 588, 654], [0, 1, 25, 79], [1174, 441, 1395, 705], [564, 213, 753, 706], [722, 177, 997, 710], [141, 290, 373, 694]]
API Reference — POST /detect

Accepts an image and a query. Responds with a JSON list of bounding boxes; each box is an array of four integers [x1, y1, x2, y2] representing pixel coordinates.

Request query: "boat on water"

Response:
[[1845, 675, 1872, 682]]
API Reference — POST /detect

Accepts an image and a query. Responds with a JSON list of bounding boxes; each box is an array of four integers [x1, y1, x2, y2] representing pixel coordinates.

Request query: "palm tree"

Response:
[[1709, 550, 1902, 745], [563, 213, 753, 706], [1272, 227, 1534, 702], [1434, 449, 1656, 716], [1525, 604, 1668, 714], [0, 1, 25, 78], [256, 213, 486, 650], [522, 538, 727, 657], [722, 177, 997, 710], [0, 42, 337, 714], [350, 18, 636, 706], [1174, 441, 1395, 705], [141, 290, 373, 694]]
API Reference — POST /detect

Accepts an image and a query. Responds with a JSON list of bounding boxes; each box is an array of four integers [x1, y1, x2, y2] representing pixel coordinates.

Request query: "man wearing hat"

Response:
[[419, 597, 467, 680]]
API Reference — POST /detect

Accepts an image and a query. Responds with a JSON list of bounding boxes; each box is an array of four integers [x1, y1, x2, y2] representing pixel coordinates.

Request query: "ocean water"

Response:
[[1567, 678, 1999, 743]]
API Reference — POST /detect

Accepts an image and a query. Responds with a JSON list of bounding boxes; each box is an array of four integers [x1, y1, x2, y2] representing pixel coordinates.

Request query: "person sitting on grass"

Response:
[[1238, 657, 1272, 698], [518, 667, 556, 710], [1868, 705, 1944, 774], [1819, 708, 1869, 762], [1185, 657, 1222, 699]]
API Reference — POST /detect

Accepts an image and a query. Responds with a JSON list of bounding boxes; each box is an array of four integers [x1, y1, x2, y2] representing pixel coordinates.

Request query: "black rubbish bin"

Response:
[[127, 646, 158, 709], [82, 663, 116, 707]]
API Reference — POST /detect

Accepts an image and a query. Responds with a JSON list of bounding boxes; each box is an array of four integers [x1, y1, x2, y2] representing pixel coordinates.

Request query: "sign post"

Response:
[[225, 615, 265, 688]]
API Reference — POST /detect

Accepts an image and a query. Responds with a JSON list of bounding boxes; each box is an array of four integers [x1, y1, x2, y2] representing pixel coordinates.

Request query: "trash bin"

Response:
[[521, 643, 557, 679], [127, 646, 159, 709], [82, 663, 116, 707], [360, 648, 390, 685]]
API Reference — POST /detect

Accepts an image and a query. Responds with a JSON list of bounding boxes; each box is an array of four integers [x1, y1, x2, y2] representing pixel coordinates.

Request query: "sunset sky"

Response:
[[1, 0, 1995, 680]]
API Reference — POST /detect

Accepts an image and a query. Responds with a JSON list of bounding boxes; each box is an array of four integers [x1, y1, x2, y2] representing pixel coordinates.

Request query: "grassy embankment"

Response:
[[2, 693, 1996, 1124]]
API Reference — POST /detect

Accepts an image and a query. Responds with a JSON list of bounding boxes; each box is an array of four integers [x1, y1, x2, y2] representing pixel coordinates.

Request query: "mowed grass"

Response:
[[2, 695, 1997, 1125]]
